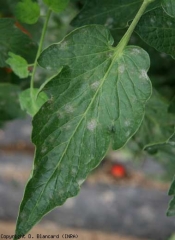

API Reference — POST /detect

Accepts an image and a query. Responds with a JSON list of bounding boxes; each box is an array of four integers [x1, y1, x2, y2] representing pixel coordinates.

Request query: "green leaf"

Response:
[[43, 0, 69, 13], [6, 52, 29, 79], [71, 0, 160, 29], [136, 7, 175, 58], [15, 25, 151, 236], [144, 132, 175, 153], [162, 0, 175, 18], [19, 88, 48, 117], [134, 90, 175, 153], [0, 83, 24, 124], [15, 0, 40, 24], [168, 96, 175, 114], [0, 18, 38, 67]]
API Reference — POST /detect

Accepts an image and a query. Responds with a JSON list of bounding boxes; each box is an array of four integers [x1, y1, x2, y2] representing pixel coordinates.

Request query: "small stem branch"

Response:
[[35, 67, 63, 100], [30, 9, 52, 100], [114, 0, 154, 55]]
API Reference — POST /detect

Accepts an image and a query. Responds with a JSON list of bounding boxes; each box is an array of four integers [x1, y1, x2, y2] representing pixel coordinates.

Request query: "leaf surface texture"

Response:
[[15, 25, 152, 236], [72, 0, 160, 29]]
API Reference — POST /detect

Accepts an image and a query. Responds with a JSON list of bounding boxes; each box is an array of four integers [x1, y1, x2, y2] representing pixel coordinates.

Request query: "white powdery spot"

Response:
[[41, 147, 47, 154], [46, 65, 52, 70], [105, 17, 114, 27], [65, 104, 74, 114], [150, 18, 155, 24], [131, 96, 137, 104], [131, 48, 141, 55], [108, 52, 113, 58], [71, 167, 77, 175], [125, 131, 130, 137], [64, 124, 71, 130], [87, 119, 97, 132], [57, 111, 64, 119], [61, 41, 68, 50], [107, 17, 114, 24], [139, 69, 148, 79], [118, 65, 125, 74], [20, 212, 27, 220], [91, 81, 100, 90], [124, 120, 131, 127]]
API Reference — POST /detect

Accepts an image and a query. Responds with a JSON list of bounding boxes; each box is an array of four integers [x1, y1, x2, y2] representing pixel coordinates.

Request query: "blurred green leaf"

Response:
[[0, 83, 24, 124], [43, 0, 70, 13], [136, 8, 175, 58], [19, 88, 48, 116], [0, 18, 37, 67], [71, 0, 160, 29], [6, 52, 29, 78], [168, 96, 175, 114], [15, 0, 40, 24], [134, 90, 175, 152]]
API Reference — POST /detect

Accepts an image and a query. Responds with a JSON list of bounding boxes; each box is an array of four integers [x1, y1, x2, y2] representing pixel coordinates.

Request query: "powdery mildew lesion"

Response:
[[87, 119, 97, 131]]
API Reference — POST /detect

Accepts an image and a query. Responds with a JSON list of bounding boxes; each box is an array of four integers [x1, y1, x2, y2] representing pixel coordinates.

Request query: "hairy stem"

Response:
[[114, 0, 155, 55], [30, 9, 52, 102]]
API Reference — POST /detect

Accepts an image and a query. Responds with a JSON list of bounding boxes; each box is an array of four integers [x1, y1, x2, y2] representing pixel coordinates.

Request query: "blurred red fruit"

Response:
[[111, 164, 126, 178]]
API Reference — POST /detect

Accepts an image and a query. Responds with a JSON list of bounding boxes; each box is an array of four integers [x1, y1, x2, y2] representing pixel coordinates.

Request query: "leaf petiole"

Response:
[[114, 0, 155, 56], [35, 67, 63, 100], [30, 8, 52, 105]]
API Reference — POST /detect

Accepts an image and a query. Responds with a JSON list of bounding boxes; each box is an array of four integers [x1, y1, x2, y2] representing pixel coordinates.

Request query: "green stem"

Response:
[[114, 0, 155, 55], [30, 9, 52, 101]]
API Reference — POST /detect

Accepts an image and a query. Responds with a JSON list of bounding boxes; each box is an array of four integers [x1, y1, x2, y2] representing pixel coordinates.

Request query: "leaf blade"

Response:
[[15, 0, 40, 24], [43, 0, 69, 13], [135, 90, 175, 153], [19, 88, 48, 116], [71, 0, 160, 29], [15, 25, 151, 236], [6, 52, 29, 78], [136, 7, 175, 58], [0, 18, 38, 67], [162, 0, 175, 18], [0, 83, 24, 124]]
